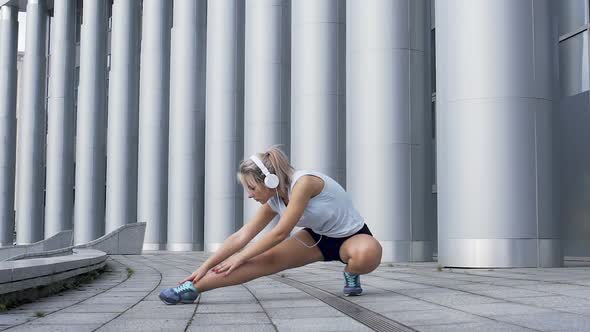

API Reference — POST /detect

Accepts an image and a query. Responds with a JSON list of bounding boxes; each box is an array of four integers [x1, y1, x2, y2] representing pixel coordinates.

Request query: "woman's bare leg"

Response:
[[195, 230, 323, 292], [339, 234, 382, 274]]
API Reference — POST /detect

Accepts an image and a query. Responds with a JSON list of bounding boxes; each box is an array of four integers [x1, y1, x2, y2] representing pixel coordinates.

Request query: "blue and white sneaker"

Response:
[[159, 281, 199, 305], [343, 271, 362, 296]]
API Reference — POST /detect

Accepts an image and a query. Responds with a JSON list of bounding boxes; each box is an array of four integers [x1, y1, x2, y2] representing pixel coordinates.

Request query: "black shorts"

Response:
[[303, 223, 373, 263]]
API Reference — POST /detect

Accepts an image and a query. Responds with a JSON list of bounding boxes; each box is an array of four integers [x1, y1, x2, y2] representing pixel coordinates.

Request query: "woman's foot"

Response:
[[343, 271, 362, 296], [159, 281, 199, 304]]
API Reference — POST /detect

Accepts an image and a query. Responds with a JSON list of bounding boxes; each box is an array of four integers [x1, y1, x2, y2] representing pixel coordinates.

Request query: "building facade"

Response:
[[0, 0, 588, 267]]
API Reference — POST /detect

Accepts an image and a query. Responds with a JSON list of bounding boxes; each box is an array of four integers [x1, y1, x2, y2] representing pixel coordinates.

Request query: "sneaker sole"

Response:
[[343, 289, 363, 296]]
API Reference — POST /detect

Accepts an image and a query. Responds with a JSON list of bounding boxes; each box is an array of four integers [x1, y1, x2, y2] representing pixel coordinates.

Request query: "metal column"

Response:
[[243, 0, 290, 237], [204, 0, 245, 252], [291, 0, 346, 186], [0, 5, 18, 246], [167, 0, 207, 251], [436, 0, 559, 267], [347, 0, 433, 262], [45, 0, 76, 238], [138, 0, 171, 250], [105, 0, 141, 233], [16, 0, 48, 244], [74, 0, 108, 244]]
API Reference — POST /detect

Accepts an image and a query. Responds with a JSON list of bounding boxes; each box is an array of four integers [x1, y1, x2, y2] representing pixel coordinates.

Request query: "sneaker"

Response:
[[159, 281, 199, 305], [343, 271, 362, 296]]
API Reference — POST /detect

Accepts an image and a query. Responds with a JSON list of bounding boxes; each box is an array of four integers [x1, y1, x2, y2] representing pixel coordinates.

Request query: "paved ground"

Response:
[[1, 252, 590, 331]]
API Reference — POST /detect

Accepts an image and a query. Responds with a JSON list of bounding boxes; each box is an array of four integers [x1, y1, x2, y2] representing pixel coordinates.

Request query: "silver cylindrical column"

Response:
[[204, 0, 245, 252], [436, 0, 559, 267], [347, 0, 432, 262], [105, 0, 141, 233], [74, 0, 108, 244], [291, 0, 346, 185], [45, 0, 76, 238], [138, 0, 171, 251], [243, 0, 290, 237], [0, 5, 18, 246], [16, 0, 48, 244], [167, 0, 207, 251]]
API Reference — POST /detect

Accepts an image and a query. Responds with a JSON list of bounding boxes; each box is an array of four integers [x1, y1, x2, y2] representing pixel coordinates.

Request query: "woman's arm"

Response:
[[181, 203, 277, 283], [214, 176, 323, 276]]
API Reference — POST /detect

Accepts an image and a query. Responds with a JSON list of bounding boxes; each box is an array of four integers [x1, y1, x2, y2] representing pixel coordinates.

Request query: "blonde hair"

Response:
[[238, 145, 294, 197]]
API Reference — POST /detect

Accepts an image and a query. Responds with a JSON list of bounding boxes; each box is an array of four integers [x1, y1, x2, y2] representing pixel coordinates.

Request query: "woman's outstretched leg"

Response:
[[195, 230, 324, 292]]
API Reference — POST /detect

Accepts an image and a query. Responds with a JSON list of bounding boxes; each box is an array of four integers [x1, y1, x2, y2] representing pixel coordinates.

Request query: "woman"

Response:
[[159, 146, 382, 304]]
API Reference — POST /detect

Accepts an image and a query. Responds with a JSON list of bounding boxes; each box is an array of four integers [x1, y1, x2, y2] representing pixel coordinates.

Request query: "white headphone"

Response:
[[250, 155, 280, 189]]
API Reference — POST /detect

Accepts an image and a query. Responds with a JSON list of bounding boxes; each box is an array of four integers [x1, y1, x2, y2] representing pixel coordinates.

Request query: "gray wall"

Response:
[[558, 91, 590, 257]]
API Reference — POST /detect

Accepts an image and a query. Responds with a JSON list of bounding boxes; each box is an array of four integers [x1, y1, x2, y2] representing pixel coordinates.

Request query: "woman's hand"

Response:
[[212, 254, 246, 276], [180, 266, 208, 285]]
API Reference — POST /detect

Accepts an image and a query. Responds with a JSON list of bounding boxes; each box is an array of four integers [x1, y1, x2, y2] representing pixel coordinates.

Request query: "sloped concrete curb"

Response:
[[0, 231, 74, 261]]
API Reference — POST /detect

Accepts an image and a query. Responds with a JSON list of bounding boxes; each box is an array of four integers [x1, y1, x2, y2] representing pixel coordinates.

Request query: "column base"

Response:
[[379, 240, 435, 262], [205, 243, 223, 253], [439, 238, 562, 268], [142, 243, 167, 251], [167, 243, 203, 251]]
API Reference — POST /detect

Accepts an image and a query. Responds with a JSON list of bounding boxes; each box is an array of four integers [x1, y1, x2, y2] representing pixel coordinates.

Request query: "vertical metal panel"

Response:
[[204, 0, 245, 252]]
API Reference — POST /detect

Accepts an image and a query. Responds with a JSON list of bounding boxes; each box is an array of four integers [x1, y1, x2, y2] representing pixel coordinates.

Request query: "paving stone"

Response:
[[0, 313, 35, 326], [496, 312, 590, 331], [7, 324, 102, 332], [96, 318, 188, 331], [27, 312, 119, 325], [259, 298, 325, 308], [383, 309, 484, 326], [272, 317, 373, 332], [452, 302, 553, 316], [60, 303, 133, 313], [265, 306, 344, 319], [355, 299, 444, 312], [196, 303, 265, 313], [192, 313, 271, 325], [414, 321, 536, 332], [186, 324, 276, 332]]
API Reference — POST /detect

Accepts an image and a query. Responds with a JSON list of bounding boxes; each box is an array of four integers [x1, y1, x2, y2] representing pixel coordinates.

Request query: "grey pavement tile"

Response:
[[7, 324, 102, 332], [383, 309, 484, 326], [199, 296, 258, 304], [187, 324, 276, 332], [0, 313, 35, 326], [357, 299, 444, 313], [60, 303, 133, 313], [414, 321, 536, 332], [272, 317, 373, 332], [474, 288, 550, 299], [551, 289, 590, 299], [82, 296, 142, 304], [425, 293, 503, 306], [246, 292, 311, 301], [396, 287, 465, 299], [510, 295, 590, 308], [196, 303, 265, 313], [559, 306, 590, 315], [121, 306, 195, 319], [496, 312, 590, 332], [452, 302, 553, 316], [26, 312, 119, 325], [96, 318, 188, 332], [260, 298, 326, 308], [265, 306, 344, 319], [192, 312, 271, 325]]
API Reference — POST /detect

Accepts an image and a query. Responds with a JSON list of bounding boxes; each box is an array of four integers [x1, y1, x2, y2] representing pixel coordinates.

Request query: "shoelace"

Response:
[[173, 282, 195, 294], [344, 272, 360, 288]]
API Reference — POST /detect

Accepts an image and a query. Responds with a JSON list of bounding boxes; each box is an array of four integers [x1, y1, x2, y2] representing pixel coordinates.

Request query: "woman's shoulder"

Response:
[[291, 170, 326, 186], [290, 170, 327, 197]]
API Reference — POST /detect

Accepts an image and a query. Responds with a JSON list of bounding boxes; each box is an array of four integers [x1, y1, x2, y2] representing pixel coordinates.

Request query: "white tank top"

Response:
[[268, 170, 365, 238]]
